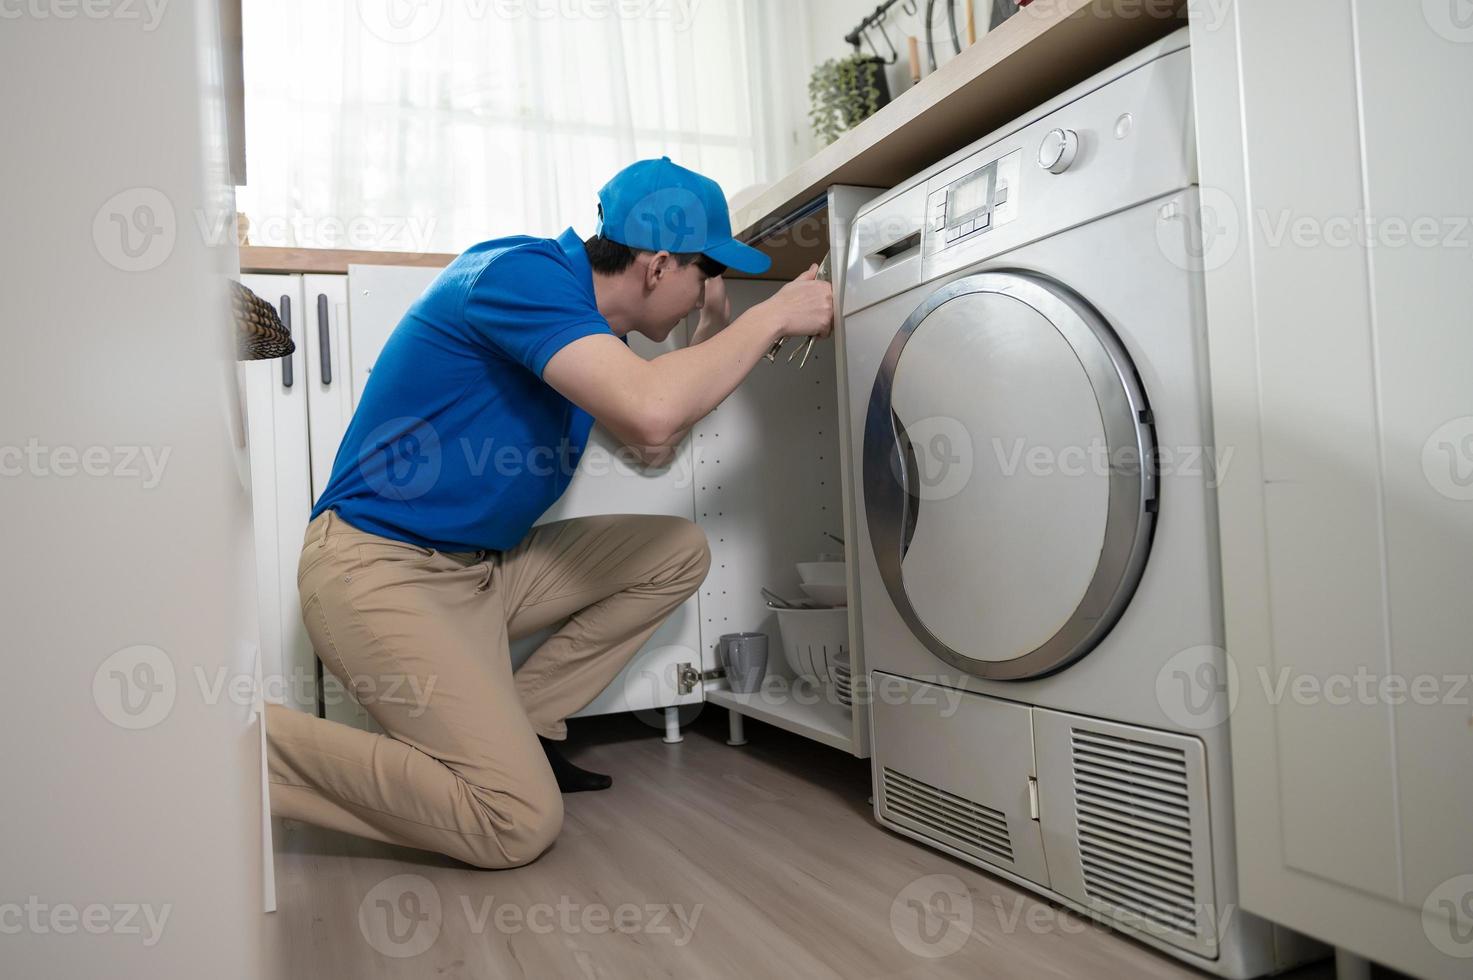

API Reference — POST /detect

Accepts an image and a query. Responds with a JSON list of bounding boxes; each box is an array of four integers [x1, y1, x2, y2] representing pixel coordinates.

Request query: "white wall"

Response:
[[0, 3, 271, 978], [794, 0, 995, 159]]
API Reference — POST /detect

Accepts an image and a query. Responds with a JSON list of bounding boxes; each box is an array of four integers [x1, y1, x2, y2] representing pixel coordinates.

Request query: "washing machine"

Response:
[[840, 30, 1320, 978]]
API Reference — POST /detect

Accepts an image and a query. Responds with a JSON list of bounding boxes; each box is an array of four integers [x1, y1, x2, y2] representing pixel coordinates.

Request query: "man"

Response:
[[264, 157, 833, 869]]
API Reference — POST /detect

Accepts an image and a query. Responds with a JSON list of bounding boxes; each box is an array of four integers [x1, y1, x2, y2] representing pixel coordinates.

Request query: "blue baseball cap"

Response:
[[595, 156, 771, 275]]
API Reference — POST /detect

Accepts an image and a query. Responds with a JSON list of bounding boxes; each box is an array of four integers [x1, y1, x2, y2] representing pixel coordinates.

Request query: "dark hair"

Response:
[[583, 234, 726, 279]]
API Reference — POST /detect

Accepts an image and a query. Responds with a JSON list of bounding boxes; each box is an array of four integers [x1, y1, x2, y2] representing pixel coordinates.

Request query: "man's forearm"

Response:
[[642, 304, 787, 435]]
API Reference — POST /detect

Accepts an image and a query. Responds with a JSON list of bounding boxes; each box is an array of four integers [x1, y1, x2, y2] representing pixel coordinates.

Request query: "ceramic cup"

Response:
[[719, 632, 769, 694]]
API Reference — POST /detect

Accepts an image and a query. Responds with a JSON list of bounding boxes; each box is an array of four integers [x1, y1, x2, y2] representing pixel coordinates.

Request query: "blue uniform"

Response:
[[311, 227, 613, 551]]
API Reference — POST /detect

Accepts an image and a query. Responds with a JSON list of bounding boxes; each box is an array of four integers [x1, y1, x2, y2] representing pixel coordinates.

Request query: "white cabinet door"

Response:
[[1193, 5, 1473, 978], [241, 274, 316, 714], [300, 273, 374, 730], [301, 274, 354, 501]]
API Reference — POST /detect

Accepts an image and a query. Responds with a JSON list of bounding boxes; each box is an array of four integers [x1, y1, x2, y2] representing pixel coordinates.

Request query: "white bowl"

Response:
[[799, 582, 848, 607], [796, 561, 845, 587], [776, 607, 849, 684]]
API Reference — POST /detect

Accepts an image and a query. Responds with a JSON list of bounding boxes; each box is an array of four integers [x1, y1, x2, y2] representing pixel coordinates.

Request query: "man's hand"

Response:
[[761, 264, 833, 340], [689, 275, 732, 346]]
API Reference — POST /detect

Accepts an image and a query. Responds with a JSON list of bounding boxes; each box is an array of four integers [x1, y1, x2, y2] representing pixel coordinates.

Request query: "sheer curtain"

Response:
[[238, 0, 810, 253]]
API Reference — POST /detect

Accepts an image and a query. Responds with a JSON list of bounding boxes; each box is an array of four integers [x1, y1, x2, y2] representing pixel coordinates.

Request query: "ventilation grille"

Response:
[[881, 767, 1014, 865], [1070, 728, 1202, 939]]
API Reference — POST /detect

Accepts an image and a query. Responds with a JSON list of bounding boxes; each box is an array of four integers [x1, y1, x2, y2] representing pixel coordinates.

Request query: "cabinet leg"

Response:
[[727, 710, 747, 746], [662, 705, 683, 743], [1334, 949, 1371, 980]]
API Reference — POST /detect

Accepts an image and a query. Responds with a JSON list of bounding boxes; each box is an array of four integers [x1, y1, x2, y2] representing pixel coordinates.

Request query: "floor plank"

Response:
[[265, 709, 1347, 979]]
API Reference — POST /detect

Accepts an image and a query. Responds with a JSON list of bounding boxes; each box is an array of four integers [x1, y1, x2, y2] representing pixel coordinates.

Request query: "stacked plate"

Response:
[[832, 650, 853, 707]]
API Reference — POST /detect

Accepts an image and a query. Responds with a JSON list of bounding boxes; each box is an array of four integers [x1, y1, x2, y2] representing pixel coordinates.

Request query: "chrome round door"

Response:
[[862, 271, 1157, 681]]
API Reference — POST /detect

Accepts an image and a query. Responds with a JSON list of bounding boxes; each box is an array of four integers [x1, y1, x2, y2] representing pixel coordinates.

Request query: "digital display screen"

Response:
[[946, 165, 993, 224]]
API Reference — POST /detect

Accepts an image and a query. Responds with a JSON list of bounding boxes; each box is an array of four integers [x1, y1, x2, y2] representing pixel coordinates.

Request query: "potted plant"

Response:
[[808, 53, 892, 146]]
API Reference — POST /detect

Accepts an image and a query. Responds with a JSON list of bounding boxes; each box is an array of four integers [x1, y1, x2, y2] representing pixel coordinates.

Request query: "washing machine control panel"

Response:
[[926, 148, 1022, 250]]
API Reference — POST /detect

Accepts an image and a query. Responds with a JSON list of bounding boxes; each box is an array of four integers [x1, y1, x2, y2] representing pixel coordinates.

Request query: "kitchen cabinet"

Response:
[[1191, 3, 1473, 978]]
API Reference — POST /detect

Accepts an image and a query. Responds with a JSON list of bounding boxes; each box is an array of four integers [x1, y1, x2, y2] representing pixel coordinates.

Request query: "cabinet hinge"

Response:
[[677, 663, 725, 695], [1027, 775, 1040, 821]]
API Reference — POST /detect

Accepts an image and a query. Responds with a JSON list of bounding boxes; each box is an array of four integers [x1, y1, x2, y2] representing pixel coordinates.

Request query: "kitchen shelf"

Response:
[[707, 687, 854, 754], [728, 0, 1187, 279]]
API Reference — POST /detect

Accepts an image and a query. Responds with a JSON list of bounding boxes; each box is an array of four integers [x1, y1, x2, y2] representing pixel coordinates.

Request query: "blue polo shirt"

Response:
[[311, 227, 614, 551]]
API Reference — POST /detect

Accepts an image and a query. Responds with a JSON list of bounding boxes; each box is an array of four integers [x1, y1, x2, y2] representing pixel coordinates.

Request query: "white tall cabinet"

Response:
[[1190, 3, 1473, 978]]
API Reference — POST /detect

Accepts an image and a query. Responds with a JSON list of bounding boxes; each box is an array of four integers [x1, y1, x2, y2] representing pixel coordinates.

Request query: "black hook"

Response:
[[873, 12, 900, 64]]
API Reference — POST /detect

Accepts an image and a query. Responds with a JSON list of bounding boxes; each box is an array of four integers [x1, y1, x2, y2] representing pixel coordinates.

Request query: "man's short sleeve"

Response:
[[462, 245, 613, 377]]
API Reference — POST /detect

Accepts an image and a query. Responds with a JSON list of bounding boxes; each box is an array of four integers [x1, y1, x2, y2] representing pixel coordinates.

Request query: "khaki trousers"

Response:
[[265, 509, 710, 869]]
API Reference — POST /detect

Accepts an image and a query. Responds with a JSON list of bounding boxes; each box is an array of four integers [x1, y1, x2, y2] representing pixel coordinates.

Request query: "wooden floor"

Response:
[[265, 709, 1345, 979]]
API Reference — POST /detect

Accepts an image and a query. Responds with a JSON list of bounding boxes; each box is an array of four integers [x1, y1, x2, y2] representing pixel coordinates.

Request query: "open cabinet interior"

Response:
[[697, 185, 882, 757]]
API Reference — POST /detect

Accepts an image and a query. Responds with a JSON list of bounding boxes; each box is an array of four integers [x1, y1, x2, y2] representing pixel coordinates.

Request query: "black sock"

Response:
[[539, 736, 612, 793]]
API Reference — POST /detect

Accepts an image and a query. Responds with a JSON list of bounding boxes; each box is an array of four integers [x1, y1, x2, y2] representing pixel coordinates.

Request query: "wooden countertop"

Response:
[[239, 0, 1185, 281], [239, 245, 457, 274]]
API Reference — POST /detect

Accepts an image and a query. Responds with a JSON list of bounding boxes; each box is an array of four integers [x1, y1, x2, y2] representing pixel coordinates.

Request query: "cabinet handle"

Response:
[[317, 293, 332, 385], [279, 295, 293, 388]]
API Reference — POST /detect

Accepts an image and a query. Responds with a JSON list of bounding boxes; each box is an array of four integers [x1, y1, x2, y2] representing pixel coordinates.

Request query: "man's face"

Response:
[[632, 252, 711, 342]]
